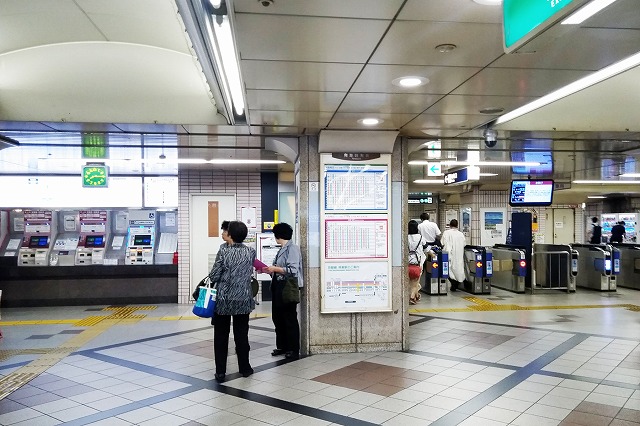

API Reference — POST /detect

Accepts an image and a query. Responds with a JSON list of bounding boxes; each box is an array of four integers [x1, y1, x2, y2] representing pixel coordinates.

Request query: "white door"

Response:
[[552, 208, 575, 244], [190, 194, 236, 293]]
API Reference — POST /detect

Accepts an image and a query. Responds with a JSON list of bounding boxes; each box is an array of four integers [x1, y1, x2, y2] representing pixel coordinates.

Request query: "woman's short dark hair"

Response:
[[408, 220, 419, 235], [221, 220, 230, 231], [228, 221, 248, 243], [272, 223, 293, 240]]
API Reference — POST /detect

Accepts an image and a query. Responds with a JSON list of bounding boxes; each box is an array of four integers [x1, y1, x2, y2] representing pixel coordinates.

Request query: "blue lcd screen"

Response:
[[29, 236, 48, 247], [133, 235, 152, 245]]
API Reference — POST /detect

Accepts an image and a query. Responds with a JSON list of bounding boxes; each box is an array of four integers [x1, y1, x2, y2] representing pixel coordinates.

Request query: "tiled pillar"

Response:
[[297, 136, 409, 355]]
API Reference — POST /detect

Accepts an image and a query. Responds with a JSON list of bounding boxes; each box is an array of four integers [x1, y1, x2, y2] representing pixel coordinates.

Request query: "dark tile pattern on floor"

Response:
[[559, 401, 640, 425], [26, 335, 54, 339], [312, 361, 433, 397], [428, 329, 514, 348], [58, 329, 84, 334], [170, 340, 269, 358]]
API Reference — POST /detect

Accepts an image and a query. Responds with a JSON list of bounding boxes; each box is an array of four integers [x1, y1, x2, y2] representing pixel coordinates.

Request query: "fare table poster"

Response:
[[320, 154, 392, 313]]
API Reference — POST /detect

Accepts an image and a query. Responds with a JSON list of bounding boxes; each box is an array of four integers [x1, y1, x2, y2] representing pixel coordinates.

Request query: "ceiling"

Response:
[[1, 0, 640, 202]]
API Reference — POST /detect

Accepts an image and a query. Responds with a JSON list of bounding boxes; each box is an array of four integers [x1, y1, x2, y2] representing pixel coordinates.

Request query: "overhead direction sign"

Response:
[[426, 141, 441, 159], [427, 162, 442, 177], [444, 166, 480, 186]]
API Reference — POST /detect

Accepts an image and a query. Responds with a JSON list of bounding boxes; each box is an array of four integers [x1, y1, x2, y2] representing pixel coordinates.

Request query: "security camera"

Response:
[[258, 0, 274, 6], [483, 128, 498, 148]]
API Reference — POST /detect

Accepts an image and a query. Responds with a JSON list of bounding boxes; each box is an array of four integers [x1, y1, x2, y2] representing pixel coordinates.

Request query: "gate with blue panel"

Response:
[[463, 246, 492, 294], [573, 243, 619, 291], [610, 243, 640, 290], [491, 244, 528, 293], [422, 248, 449, 296]]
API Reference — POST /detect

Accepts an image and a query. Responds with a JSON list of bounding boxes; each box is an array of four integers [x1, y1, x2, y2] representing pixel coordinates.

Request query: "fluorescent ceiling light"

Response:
[[213, 15, 245, 116], [441, 161, 541, 166], [587, 195, 606, 199], [473, 0, 502, 5], [143, 158, 208, 164], [209, 159, 285, 164], [496, 50, 640, 125], [621, 173, 640, 177], [414, 179, 444, 184], [479, 173, 499, 177], [573, 180, 640, 184], [562, 0, 619, 25], [209, 0, 223, 8]]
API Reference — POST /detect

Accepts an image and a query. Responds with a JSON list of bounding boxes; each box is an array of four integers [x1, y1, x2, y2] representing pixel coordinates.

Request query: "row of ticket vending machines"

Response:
[[0, 209, 178, 266]]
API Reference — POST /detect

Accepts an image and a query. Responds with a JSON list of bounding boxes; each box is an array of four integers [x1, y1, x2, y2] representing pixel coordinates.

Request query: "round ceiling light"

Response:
[[435, 43, 457, 53], [392, 76, 429, 88], [358, 118, 383, 126], [479, 107, 505, 114]]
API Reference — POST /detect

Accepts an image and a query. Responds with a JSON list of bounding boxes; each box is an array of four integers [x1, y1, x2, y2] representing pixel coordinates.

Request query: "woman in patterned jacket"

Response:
[[209, 220, 256, 382]]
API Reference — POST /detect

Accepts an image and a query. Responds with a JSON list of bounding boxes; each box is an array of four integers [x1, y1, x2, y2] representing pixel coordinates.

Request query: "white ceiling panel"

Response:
[[352, 64, 482, 94], [398, 0, 502, 23], [338, 93, 440, 115], [249, 110, 333, 129], [241, 60, 362, 92], [402, 113, 495, 132], [246, 90, 345, 113], [328, 113, 418, 129], [371, 21, 504, 66], [452, 68, 592, 97], [234, 14, 390, 63], [424, 94, 538, 116], [233, 0, 404, 20]]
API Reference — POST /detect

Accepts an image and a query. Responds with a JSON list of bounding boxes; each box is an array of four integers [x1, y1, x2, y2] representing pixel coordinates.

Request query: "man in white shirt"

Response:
[[418, 212, 441, 247], [442, 219, 466, 292]]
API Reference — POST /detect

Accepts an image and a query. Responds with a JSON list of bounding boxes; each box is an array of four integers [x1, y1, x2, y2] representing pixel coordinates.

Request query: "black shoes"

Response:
[[285, 351, 299, 360], [240, 368, 254, 378], [214, 373, 226, 382], [271, 348, 286, 356]]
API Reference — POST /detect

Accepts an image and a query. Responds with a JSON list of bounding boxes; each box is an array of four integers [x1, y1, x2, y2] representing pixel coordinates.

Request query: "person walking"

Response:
[[610, 221, 626, 243], [587, 216, 602, 244], [209, 221, 256, 382], [441, 219, 466, 292], [408, 220, 425, 304], [266, 223, 303, 360], [418, 212, 441, 286]]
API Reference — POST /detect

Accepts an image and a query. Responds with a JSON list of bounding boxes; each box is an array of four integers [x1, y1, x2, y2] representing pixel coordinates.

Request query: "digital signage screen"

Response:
[[509, 180, 554, 207], [511, 151, 553, 175]]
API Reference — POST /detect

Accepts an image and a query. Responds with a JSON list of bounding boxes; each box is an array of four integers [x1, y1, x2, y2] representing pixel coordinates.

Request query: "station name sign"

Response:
[[444, 166, 479, 185]]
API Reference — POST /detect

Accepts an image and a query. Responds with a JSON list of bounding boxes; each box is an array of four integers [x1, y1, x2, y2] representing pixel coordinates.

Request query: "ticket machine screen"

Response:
[[29, 236, 49, 248], [85, 235, 105, 247], [133, 235, 152, 246]]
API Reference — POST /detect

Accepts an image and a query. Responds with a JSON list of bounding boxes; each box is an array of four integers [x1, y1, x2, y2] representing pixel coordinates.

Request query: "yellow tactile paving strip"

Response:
[[409, 296, 640, 313], [0, 307, 156, 400]]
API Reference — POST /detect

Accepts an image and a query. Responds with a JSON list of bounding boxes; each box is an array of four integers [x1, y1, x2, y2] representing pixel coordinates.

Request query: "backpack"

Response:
[[408, 236, 422, 265]]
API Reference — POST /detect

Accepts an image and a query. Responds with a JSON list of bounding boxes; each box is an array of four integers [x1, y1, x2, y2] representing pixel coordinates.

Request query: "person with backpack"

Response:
[[587, 216, 602, 244], [408, 220, 426, 304]]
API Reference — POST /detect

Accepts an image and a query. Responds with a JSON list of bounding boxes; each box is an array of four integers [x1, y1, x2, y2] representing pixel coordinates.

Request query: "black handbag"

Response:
[[192, 276, 210, 300], [282, 276, 300, 304], [251, 277, 259, 298]]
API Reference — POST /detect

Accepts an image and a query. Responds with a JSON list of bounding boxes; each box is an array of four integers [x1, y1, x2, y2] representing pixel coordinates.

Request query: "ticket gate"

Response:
[[572, 244, 619, 291], [490, 245, 527, 293], [532, 244, 578, 293], [610, 243, 640, 290], [422, 249, 449, 296], [463, 246, 492, 294]]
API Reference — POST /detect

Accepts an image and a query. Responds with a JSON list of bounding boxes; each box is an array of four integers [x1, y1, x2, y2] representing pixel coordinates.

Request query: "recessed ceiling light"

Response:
[[473, 0, 502, 5], [435, 43, 457, 53], [392, 76, 429, 88], [479, 107, 505, 114], [358, 118, 382, 126]]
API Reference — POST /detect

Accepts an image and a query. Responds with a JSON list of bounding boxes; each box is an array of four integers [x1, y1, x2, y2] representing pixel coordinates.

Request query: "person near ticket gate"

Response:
[[408, 220, 425, 304], [610, 221, 626, 243], [441, 219, 466, 292], [418, 212, 441, 285], [587, 216, 602, 244]]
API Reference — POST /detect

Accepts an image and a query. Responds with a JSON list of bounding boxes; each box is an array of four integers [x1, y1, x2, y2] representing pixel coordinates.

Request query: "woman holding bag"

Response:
[[266, 223, 303, 360], [209, 221, 256, 382]]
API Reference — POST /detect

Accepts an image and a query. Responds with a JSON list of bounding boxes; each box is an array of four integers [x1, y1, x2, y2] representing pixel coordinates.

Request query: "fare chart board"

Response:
[[320, 155, 392, 313]]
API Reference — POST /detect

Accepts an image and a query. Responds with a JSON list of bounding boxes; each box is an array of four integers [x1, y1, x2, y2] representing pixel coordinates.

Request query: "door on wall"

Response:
[[551, 208, 575, 244], [190, 194, 236, 293]]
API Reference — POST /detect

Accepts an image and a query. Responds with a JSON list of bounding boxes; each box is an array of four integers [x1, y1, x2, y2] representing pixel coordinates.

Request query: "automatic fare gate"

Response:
[[572, 244, 619, 291], [610, 243, 640, 290], [422, 248, 449, 296], [463, 246, 492, 294], [532, 244, 578, 293], [491, 244, 528, 293]]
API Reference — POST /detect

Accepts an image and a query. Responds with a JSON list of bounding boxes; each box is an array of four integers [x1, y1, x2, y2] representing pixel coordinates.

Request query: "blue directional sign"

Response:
[[427, 162, 442, 177]]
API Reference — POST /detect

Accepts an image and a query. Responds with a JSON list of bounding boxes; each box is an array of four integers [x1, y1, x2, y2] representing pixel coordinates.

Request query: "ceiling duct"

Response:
[[0, 134, 20, 151]]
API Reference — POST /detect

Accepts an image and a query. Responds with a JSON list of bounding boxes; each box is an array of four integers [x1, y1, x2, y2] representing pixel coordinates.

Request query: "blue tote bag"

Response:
[[192, 281, 217, 318]]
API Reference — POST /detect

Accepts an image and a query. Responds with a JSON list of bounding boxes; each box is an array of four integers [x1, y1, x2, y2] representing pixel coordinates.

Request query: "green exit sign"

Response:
[[503, 0, 585, 52], [82, 165, 108, 187]]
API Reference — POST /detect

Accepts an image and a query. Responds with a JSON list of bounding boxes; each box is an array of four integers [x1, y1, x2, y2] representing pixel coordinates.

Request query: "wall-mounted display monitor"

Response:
[[85, 235, 105, 247], [133, 235, 152, 245], [511, 151, 553, 175], [509, 180, 554, 207], [29, 236, 49, 248]]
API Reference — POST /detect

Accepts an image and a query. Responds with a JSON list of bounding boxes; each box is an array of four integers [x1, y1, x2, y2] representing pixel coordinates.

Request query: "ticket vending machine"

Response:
[[0, 210, 25, 265], [154, 210, 178, 265], [51, 211, 80, 266], [75, 210, 108, 265], [125, 210, 157, 265], [19, 210, 56, 266]]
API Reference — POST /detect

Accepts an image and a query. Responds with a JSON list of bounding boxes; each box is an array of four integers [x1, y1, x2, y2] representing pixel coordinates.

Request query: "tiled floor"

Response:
[[1, 287, 640, 425]]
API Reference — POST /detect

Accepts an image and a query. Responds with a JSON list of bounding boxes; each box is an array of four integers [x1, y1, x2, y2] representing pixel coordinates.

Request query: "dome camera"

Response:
[[483, 128, 498, 148], [259, 0, 274, 6]]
